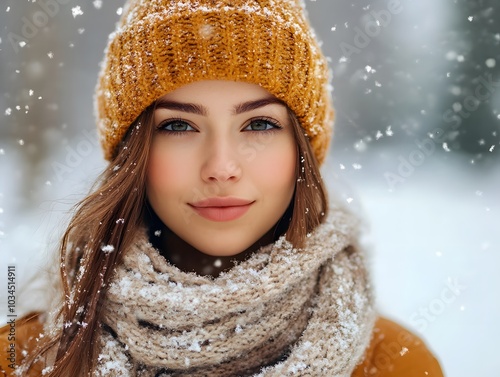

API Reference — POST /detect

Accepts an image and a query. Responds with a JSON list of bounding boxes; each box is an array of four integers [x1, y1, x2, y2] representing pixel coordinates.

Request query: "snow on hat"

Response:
[[94, 0, 334, 163]]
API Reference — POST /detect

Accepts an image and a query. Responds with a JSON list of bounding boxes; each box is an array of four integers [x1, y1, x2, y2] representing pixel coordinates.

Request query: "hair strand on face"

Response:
[[283, 108, 328, 248]]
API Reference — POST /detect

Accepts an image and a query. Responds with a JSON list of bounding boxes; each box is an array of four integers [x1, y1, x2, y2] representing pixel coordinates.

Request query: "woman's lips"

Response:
[[189, 197, 254, 222]]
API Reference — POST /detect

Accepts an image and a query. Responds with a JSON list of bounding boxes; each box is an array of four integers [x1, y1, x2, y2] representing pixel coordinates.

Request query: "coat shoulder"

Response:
[[352, 317, 444, 377], [0, 313, 45, 377]]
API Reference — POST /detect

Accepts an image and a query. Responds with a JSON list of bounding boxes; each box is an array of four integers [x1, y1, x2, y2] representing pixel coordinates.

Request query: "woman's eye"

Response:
[[158, 120, 195, 133], [244, 119, 281, 132]]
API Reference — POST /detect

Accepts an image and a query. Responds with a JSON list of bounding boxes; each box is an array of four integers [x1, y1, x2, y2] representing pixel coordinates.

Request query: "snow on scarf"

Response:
[[96, 208, 376, 376]]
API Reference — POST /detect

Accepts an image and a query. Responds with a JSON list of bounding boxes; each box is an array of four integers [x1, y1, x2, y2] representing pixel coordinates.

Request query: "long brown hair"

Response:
[[24, 100, 328, 376]]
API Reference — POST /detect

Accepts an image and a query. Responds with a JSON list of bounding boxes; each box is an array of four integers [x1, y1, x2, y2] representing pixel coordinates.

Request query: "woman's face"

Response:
[[146, 80, 297, 257]]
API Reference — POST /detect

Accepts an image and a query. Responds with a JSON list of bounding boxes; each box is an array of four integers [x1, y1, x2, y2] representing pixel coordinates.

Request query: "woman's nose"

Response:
[[200, 139, 242, 183]]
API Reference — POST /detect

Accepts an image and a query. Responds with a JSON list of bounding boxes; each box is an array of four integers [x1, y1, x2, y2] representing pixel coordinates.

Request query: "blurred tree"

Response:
[[309, 0, 452, 149], [440, 0, 500, 157], [0, 0, 70, 209]]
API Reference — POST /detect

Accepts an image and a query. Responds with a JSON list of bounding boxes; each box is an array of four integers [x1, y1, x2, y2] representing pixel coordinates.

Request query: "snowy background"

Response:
[[1, 1, 499, 376]]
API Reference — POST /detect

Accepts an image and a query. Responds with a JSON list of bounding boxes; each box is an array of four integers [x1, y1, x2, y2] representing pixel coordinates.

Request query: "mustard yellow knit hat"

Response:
[[95, 0, 334, 164]]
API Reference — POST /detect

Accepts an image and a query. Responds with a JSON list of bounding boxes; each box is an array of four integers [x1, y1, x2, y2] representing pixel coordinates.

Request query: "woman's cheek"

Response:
[[148, 144, 195, 195], [253, 139, 296, 183]]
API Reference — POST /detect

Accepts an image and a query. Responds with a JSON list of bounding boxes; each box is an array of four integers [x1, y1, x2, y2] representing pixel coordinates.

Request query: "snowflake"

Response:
[[72, 6, 83, 18], [101, 244, 115, 253]]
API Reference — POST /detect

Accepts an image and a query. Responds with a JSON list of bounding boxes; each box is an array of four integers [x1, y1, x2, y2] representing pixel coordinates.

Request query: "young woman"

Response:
[[0, 0, 444, 376]]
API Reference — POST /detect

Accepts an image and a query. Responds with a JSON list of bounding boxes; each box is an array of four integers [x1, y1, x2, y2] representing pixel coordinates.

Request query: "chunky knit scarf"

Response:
[[97, 209, 375, 376]]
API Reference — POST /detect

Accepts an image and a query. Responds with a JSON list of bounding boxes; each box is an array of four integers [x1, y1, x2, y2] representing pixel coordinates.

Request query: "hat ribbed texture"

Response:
[[95, 0, 334, 163]]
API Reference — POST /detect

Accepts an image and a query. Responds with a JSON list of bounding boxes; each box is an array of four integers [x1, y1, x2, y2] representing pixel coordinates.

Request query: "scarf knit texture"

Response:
[[97, 209, 376, 376]]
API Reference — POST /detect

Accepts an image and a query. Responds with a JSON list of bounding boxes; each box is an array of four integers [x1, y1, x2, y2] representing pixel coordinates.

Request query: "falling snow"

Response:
[[485, 58, 496, 68], [101, 245, 115, 253], [72, 6, 84, 18], [0, 2, 498, 377]]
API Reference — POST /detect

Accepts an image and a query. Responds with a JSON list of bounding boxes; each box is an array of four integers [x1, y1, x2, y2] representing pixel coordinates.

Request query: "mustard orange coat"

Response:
[[0, 314, 444, 377]]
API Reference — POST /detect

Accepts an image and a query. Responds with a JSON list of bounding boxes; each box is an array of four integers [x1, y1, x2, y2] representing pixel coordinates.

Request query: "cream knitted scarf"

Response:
[[97, 209, 376, 376]]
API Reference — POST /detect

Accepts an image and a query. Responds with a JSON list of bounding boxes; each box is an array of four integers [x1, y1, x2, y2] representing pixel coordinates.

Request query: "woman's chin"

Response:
[[194, 244, 253, 258]]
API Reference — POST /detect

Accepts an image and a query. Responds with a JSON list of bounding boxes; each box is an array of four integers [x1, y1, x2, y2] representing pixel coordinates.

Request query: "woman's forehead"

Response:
[[157, 80, 275, 101], [154, 80, 289, 116]]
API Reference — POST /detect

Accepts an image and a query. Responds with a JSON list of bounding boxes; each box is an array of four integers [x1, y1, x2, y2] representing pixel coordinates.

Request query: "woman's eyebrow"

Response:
[[155, 100, 208, 116], [155, 97, 286, 116], [233, 97, 287, 115]]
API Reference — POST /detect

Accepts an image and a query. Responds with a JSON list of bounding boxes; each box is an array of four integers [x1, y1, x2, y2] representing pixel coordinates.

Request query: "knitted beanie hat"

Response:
[[95, 0, 334, 164]]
